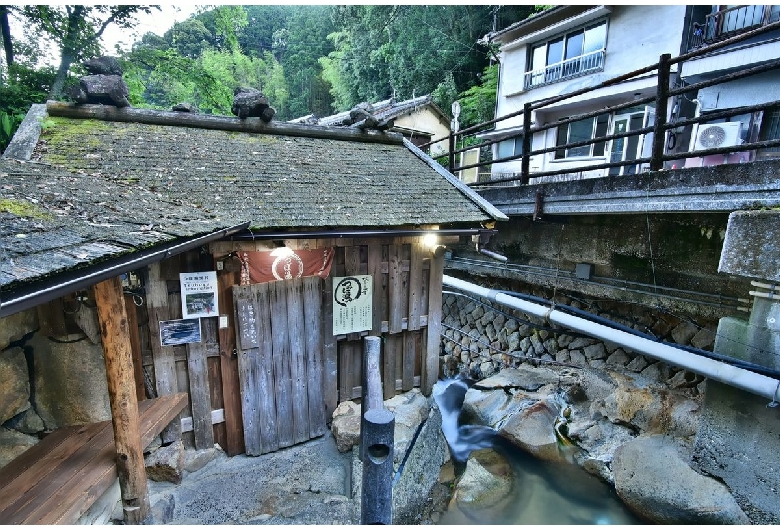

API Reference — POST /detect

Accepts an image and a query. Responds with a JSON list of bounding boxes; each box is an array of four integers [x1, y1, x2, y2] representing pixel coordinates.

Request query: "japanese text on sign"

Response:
[[332, 275, 372, 335]]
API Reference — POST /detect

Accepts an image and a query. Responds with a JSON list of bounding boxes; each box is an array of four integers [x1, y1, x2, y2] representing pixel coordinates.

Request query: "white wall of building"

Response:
[[490, 5, 688, 178]]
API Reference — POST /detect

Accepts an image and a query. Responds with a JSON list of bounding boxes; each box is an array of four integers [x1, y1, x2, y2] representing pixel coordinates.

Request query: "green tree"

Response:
[[456, 63, 498, 128], [322, 5, 538, 111], [20, 5, 158, 98], [165, 18, 213, 59], [281, 6, 334, 118], [213, 6, 248, 52], [0, 6, 14, 66]]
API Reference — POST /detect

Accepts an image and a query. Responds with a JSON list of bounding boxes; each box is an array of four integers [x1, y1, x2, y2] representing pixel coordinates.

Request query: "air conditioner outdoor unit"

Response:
[[692, 122, 743, 151]]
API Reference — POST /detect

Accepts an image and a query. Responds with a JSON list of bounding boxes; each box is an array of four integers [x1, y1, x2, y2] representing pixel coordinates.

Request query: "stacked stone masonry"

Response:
[[440, 289, 717, 392]]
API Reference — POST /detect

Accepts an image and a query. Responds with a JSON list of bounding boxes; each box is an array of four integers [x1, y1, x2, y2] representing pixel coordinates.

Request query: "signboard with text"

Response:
[[332, 275, 372, 335], [180, 271, 218, 318]]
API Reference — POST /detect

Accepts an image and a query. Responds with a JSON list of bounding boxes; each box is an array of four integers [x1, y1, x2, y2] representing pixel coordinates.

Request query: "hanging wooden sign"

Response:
[[332, 275, 372, 336]]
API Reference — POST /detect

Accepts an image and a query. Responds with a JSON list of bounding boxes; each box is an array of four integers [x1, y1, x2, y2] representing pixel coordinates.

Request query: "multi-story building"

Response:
[[478, 5, 780, 181]]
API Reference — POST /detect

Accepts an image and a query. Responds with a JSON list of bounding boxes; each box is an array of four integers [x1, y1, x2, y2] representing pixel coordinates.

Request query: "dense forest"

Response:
[[0, 5, 542, 151]]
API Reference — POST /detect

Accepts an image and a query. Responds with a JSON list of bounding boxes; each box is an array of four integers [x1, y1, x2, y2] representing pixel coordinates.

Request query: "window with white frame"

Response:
[[497, 135, 524, 160], [555, 113, 609, 159], [525, 20, 607, 89]]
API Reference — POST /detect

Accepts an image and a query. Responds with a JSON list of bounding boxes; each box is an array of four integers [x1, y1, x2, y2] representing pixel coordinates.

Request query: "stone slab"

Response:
[[719, 209, 780, 282]]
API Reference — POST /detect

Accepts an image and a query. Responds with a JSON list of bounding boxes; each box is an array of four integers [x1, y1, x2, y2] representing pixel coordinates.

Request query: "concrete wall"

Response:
[[448, 212, 750, 321]]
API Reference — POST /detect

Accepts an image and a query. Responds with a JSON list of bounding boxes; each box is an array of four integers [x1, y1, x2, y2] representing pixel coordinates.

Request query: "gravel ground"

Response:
[[146, 431, 358, 525]]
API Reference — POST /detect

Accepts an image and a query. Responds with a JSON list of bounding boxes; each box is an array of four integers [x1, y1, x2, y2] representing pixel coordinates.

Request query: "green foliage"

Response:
[[0, 3, 541, 137], [0, 62, 56, 151], [323, 5, 537, 111], [19, 5, 158, 97], [457, 63, 499, 128], [212, 6, 248, 52], [431, 72, 458, 122], [319, 31, 357, 112], [165, 18, 213, 58]]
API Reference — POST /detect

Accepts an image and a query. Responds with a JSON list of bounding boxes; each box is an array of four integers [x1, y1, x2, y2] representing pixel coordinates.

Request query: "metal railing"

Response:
[[421, 18, 780, 188], [691, 5, 780, 49], [524, 49, 605, 89]]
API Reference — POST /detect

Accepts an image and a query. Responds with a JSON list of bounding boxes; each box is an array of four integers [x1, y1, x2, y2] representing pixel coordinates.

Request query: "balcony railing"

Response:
[[524, 49, 605, 90], [419, 18, 780, 188], [690, 5, 780, 49]]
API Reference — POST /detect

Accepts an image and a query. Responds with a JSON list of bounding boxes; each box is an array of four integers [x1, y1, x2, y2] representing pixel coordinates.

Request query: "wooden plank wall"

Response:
[[132, 235, 445, 456], [233, 277, 326, 455], [30, 233, 445, 462], [139, 251, 240, 453], [278, 236, 441, 412]]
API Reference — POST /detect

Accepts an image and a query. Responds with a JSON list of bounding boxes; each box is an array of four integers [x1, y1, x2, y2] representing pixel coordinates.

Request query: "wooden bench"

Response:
[[0, 393, 188, 525]]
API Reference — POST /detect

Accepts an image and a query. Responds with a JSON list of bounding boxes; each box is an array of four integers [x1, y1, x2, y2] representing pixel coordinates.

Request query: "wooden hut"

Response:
[[0, 101, 504, 523]]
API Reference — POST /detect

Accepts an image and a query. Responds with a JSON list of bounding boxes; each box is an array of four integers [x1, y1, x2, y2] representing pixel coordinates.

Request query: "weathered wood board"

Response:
[[232, 276, 326, 455]]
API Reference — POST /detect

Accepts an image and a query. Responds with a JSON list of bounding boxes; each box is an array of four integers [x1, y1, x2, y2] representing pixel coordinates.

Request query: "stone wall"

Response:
[[0, 306, 112, 468], [440, 284, 717, 392]]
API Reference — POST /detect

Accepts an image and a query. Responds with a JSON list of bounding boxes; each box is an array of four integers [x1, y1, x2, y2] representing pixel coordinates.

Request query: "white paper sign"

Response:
[[180, 271, 219, 318], [333, 275, 372, 335]]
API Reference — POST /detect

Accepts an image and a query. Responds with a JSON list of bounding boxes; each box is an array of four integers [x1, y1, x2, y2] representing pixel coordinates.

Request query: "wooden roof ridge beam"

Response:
[[45, 101, 406, 146]]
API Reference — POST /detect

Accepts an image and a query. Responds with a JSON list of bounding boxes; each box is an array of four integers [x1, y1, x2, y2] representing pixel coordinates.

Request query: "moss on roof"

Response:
[[33, 117, 489, 229], [1, 105, 499, 293]]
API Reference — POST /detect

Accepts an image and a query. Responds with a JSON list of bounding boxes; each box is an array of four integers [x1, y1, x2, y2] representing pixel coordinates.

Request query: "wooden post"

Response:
[[651, 53, 672, 172], [123, 293, 146, 401], [93, 276, 150, 524], [423, 249, 445, 395], [216, 269, 245, 455], [145, 262, 181, 443], [521, 102, 533, 184]]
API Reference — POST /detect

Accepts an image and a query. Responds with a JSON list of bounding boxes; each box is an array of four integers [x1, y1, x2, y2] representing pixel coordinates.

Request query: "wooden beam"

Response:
[[215, 269, 244, 456], [407, 238, 425, 331], [186, 340, 214, 450], [322, 275, 338, 419], [145, 262, 181, 444], [93, 276, 150, 524], [123, 293, 146, 401], [46, 101, 405, 145], [423, 251, 444, 395]]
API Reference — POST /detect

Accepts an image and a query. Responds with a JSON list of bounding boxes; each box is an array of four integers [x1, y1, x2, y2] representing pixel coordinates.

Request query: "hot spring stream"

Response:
[[433, 378, 645, 525]]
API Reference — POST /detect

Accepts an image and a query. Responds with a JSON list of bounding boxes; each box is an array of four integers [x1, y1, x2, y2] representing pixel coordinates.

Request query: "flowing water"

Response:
[[433, 378, 646, 525]]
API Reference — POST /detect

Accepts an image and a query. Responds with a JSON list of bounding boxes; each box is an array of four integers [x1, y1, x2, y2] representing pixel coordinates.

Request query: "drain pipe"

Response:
[[443, 275, 780, 404]]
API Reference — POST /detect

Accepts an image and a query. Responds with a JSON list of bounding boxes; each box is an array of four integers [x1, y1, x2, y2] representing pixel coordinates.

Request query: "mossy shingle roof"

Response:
[[0, 103, 502, 297]]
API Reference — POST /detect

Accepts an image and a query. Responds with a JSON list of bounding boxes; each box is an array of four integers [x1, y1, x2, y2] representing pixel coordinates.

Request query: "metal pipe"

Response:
[[228, 227, 488, 241], [442, 274, 780, 403], [478, 248, 508, 262]]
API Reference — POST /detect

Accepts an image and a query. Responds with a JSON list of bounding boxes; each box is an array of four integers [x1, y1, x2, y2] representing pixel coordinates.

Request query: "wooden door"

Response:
[[232, 276, 326, 455]]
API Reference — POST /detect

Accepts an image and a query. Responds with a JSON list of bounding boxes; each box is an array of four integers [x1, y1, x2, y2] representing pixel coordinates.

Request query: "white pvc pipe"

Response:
[[443, 275, 780, 403]]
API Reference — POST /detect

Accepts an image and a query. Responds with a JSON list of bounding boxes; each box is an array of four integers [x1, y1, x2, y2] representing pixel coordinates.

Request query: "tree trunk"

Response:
[[0, 6, 13, 66], [93, 276, 151, 524], [48, 5, 84, 99]]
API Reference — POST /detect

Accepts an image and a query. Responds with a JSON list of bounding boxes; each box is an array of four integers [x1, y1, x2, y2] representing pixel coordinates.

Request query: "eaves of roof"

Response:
[[487, 5, 602, 44]]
